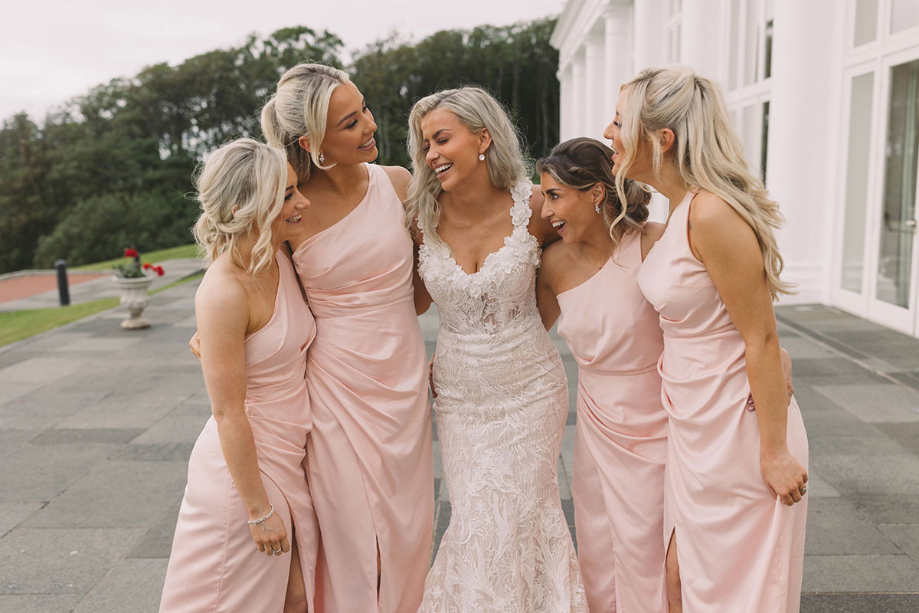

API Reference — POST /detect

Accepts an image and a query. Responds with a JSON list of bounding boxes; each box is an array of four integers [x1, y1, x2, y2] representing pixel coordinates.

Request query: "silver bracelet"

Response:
[[247, 504, 274, 526]]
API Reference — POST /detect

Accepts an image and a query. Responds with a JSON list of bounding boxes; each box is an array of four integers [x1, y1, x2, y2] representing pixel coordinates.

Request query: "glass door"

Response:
[[870, 56, 919, 333]]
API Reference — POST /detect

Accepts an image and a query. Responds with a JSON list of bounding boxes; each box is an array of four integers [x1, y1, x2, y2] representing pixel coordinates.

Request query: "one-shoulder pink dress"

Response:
[[160, 253, 320, 612], [555, 230, 669, 612], [292, 163, 433, 613], [638, 192, 808, 612]]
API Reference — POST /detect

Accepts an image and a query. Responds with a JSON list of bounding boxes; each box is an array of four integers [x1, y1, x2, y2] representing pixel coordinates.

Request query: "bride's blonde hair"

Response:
[[193, 138, 288, 275], [617, 66, 792, 298], [405, 87, 529, 244]]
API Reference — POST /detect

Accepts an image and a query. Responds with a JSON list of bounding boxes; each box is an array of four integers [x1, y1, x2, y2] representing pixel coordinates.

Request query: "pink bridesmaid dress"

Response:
[[555, 229, 669, 613], [160, 253, 320, 612], [292, 163, 433, 613], [638, 191, 808, 612]]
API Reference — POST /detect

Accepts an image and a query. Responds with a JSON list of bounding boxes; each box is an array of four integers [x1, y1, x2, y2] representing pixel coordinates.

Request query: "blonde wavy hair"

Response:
[[537, 137, 650, 254], [616, 66, 792, 298], [260, 63, 350, 181], [405, 87, 529, 243], [193, 138, 288, 276]]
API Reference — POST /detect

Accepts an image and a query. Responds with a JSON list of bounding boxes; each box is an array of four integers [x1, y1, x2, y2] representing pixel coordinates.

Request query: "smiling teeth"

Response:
[[286, 214, 301, 222], [552, 220, 565, 228], [360, 138, 373, 148], [435, 164, 453, 173]]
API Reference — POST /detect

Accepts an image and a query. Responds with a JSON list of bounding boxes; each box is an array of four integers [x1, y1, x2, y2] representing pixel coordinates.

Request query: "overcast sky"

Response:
[[0, 0, 566, 122]]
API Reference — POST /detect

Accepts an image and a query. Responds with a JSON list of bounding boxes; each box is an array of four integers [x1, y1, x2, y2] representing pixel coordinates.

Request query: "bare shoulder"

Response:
[[195, 261, 247, 318], [381, 165, 412, 202], [539, 239, 574, 287], [689, 191, 746, 232]]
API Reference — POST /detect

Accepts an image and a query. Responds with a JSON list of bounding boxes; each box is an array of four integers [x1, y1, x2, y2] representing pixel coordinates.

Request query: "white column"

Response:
[[633, 0, 664, 72], [766, 0, 841, 303], [558, 64, 574, 141], [572, 49, 587, 137], [604, 4, 634, 122], [680, 0, 722, 79], [585, 32, 606, 137]]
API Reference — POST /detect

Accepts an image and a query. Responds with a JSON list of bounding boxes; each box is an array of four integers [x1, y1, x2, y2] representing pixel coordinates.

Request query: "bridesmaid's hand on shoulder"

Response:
[[527, 185, 559, 246]]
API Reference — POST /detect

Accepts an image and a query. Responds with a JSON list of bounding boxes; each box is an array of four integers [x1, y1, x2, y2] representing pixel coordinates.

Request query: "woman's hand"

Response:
[[761, 447, 808, 506], [189, 331, 202, 359], [248, 509, 290, 556]]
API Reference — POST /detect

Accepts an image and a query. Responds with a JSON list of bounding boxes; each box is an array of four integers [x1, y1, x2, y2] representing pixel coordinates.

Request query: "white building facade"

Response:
[[552, 0, 919, 337]]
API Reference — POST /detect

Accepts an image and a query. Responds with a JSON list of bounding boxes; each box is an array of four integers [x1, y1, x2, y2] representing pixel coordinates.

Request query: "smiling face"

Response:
[[420, 108, 489, 192], [271, 163, 310, 243], [316, 81, 378, 167], [603, 90, 655, 184], [539, 171, 603, 243]]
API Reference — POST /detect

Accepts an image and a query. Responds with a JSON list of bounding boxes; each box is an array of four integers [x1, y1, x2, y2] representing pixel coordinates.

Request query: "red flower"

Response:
[[155, 265, 165, 276], [142, 263, 153, 270], [124, 248, 139, 258]]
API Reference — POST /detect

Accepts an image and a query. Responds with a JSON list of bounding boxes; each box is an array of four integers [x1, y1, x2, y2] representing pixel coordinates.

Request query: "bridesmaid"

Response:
[[535, 137, 670, 612], [160, 139, 319, 612], [608, 66, 808, 612], [260, 64, 432, 612]]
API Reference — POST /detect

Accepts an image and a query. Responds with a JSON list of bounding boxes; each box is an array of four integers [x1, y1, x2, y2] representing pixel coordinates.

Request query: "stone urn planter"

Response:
[[112, 275, 155, 329]]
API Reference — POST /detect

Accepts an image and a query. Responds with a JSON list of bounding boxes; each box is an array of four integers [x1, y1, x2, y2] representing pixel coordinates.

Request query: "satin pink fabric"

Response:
[[292, 163, 433, 613], [638, 192, 808, 612], [556, 230, 669, 612], [160, 253, 320, 612]]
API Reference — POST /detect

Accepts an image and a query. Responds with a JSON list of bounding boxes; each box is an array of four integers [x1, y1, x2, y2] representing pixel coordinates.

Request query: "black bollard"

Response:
[[55, 260, 70, 306]]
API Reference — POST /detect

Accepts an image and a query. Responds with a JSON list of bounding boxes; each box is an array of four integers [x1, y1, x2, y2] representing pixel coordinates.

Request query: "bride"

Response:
[[406, 87, 587, 612]]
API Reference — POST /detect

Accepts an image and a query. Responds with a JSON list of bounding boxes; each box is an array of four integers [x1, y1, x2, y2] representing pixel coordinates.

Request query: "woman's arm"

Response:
[[688, 193, 807, 506], [536, 243, 563, 330], [195, 279, 290, 555]]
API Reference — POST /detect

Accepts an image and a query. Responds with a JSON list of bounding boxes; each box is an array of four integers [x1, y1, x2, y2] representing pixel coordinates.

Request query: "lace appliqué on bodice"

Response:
[[418, 180, 541, 336], [417, 180, 586, 612]]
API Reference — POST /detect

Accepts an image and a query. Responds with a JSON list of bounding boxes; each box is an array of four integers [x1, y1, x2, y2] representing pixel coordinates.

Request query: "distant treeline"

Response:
[[0, 20, 559, 274]]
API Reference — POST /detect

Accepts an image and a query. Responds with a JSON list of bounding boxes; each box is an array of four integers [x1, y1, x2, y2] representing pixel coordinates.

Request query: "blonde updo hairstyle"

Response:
[[261, 63, 350, 182], [193, 138, 288, 276], [537, 137, 650, 252], [406, 87, 529, 244], [617, 65, 791, 298]]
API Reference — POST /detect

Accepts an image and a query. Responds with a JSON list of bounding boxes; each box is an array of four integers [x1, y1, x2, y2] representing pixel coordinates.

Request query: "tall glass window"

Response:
[[855, 0, 880, 46], [841, 73, 875, 293], [876, 59, 919, 308], [890, 0, 919, 35]]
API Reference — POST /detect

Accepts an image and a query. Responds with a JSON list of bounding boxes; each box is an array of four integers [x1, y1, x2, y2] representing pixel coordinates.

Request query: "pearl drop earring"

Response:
[[478, 153, 485, 161]]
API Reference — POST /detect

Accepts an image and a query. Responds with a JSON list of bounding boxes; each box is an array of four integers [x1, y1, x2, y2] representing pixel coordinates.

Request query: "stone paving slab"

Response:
[[71, 558, 168, 613], [0, 292, 917, 610]]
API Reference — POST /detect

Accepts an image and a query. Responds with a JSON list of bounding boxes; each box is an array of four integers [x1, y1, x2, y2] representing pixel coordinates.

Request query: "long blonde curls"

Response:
[[616, 66, 792, 298], [405, 87, 529, 243], [537, 137, 650, 253], [193, 138, 288, 276], [260, 63, 349, 182]]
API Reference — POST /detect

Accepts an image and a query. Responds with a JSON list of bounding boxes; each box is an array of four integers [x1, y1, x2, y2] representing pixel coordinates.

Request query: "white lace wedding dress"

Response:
[[417, 180, 587, 612]]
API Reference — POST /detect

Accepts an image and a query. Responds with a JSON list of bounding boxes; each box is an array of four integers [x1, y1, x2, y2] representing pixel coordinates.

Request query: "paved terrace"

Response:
[[0, 277, 918, 612]]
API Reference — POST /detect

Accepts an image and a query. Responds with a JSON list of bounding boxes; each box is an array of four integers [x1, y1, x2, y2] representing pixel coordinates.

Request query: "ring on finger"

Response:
[[801, 485, 807, 494], [271, 547, 281, 555]]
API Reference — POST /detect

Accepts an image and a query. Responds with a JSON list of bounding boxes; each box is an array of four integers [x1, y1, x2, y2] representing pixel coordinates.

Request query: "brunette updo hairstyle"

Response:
[[537, 137, 650, 250]]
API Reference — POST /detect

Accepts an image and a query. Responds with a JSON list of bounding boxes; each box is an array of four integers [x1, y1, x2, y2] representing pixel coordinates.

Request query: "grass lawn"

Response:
[[73, 243, 200, 271], [0, 271, 204, 348]]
